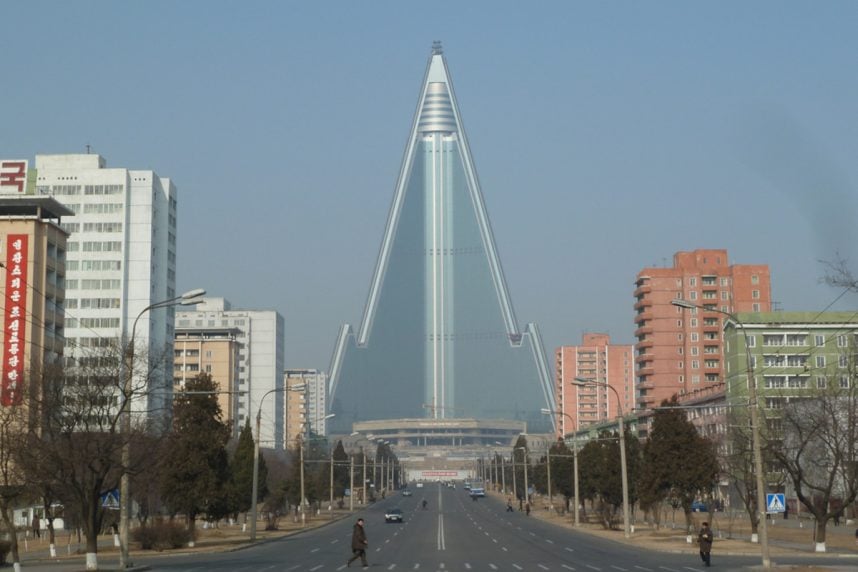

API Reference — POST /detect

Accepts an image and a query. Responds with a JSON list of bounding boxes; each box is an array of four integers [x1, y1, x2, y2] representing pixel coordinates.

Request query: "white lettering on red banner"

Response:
[[2, 235, 28, 406], [0, 160, 28, 194]]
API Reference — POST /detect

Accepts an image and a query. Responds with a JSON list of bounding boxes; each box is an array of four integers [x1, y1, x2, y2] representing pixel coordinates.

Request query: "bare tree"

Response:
[[0, 401, 28, 570], [768, 369, 858, 552]]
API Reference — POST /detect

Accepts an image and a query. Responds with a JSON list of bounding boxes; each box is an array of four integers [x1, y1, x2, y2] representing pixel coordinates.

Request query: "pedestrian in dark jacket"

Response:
[[347, 518, 369, 568], [698, 521, 713, 567]]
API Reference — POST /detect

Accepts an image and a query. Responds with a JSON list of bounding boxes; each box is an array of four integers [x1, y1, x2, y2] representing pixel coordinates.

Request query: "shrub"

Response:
[[0, 539, 10, 565], [132, 521, 194, 550]]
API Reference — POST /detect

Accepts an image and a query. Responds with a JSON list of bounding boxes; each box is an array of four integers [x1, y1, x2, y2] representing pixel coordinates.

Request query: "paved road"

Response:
[[20, 484, 858, 571]]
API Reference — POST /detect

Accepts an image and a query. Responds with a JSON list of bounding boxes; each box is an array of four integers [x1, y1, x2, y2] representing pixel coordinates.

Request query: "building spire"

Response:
[[432, 40, 443, 55]]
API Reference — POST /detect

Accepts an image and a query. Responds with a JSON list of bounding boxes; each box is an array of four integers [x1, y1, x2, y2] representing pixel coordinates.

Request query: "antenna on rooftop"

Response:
[[85, 144, 91, 154], [432, 40, 443, 55]]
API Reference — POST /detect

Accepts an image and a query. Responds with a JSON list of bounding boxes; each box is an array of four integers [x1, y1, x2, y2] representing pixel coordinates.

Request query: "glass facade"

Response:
[[329, 47, 553, 434]]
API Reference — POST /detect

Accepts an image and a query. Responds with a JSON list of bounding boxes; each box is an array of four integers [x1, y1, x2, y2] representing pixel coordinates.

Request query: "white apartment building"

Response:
[[176, 297, 285, 448], [34, 154, 177, 422]]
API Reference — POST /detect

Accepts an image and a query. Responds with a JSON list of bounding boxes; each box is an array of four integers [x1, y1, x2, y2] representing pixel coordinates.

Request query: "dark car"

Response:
[[385, 508, 404, 523]]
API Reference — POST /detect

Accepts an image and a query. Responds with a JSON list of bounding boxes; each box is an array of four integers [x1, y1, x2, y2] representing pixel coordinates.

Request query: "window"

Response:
[[815, 335, 825, 345], [689, 277, 697, 287], [752, 290, 760, 299], [764, 355, 785, 367], [690, 318, 698, 327], [751, 275, 759, 284], [691, 360, 699, 369], [839, 355, 848, 368], [787, 355, 807, 367], [721, 291, 728, 300], [817, 376, 827, 389], [704, 359, 719, 368], [764, 376, 786, 388], [678, 348, 684, 355], [747, 335, 756, 347], [678, 361, 684, 369], [691, 332, 699, 342], [840, 376, 850, 389], [721, 277, 729, 286], [704, 345, 718, 354], [692, 375, 700, 383], [689, 291, 697, 300], [690, 346, 699, 356], [816, 356, 826, 367], [752, 303, 761, 312], [763, 334, 784, 346], [837, 335, 848, 347]]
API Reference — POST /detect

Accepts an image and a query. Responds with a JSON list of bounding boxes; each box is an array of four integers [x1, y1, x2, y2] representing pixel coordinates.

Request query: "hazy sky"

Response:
[[4, 1, 857, 370]]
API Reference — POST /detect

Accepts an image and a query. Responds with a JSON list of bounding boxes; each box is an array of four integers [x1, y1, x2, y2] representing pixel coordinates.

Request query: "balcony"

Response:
[[637, 339, 654, 351], [634, 298, 652, 311], [635, 324, 653, 337], [637, 365, 654, 377], [633, 284, 652, 297]]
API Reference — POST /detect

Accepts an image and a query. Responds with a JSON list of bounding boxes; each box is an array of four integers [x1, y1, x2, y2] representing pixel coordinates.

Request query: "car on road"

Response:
[[385, 508, 404, 523], [402, 490, 413, 497], [470, 487, 486, 497]]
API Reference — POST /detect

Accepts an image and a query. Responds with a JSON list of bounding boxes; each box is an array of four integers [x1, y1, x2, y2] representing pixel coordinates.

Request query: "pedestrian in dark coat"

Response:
[[347, 518, 369, 568], [698, 521, 713, 567]]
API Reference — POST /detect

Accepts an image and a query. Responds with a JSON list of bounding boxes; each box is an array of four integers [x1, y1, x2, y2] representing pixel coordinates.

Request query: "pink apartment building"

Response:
[[554, 334, 635, 436], [634, 249, 771, 411]]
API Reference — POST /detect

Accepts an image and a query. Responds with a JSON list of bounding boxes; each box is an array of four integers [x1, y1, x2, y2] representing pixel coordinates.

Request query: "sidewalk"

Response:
[[491, 491, 858, 560], [13, 507, 356, 569]]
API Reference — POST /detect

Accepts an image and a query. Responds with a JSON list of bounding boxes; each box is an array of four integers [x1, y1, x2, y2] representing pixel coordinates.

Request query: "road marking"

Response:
[[611, 567, 628, 571], [562, 566, 576, 571], [285, 566, 300, 571], [331, 539, 339, 544], [683, 569, 705, 572], [489, 565, 498, 570], [388, 565, 396, 570], [538, 566, 549, 571], [465, 565, 471, 570], [310, 566, 323, 572], [492, 538, 498, 543], [385, 539, 390, 543], [502, 547, 508, 552], [336, 566, 346, 571], [439, 564, 445, 569], [659, 568, 680, 572], [529, 532, 536, 536], [311, 548, 320, 553], [546, 539, 554, 544], [634, 568, 652, 572], [375, 547, 382, 552], [586, 566, 602, 571], [484, 531, 490, 536], [437, 512, 446, 550], [513, 565, 523, 570], [565, 547, 574, 552]]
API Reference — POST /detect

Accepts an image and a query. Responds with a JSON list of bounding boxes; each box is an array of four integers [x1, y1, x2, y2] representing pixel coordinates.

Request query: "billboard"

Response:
[[1, 235, 28, 406], [0, 160, 28, 194]]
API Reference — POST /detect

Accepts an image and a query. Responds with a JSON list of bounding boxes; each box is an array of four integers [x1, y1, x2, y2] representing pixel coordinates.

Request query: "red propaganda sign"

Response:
[[0, 160, 28, 194], [1, 235, 28, 406]]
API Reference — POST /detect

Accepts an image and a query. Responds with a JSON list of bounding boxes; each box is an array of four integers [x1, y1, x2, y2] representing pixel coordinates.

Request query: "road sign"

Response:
[[766, 493, 785, 513], [101, 489, 120, 510]]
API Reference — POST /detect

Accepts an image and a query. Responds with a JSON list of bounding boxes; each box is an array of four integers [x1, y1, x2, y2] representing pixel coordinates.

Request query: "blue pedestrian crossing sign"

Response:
[[101, 489, 120, 510], [766, 493, 785, 513]]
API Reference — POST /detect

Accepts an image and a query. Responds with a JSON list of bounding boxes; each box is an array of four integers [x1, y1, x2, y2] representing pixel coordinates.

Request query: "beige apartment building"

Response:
[[173, 327, 241, 430], [554, 333, 635, 435], [0, 194, 71, 417]]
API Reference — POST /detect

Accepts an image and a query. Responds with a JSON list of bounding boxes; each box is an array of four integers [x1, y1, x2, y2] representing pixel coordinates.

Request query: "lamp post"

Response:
[[543, 408, 580, 526], [672, 299, 770, 568], [571, 377, 631, 538], [119, 288, 205, 569], [515, 446, 529, 508], [250, 385, 287, 541]]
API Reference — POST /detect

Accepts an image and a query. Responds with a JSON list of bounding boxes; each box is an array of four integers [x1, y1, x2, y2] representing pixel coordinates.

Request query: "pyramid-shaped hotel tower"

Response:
[[329, 44, 554, 434]]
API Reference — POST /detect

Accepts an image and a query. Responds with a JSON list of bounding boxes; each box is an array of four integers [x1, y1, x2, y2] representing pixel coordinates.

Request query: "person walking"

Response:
[[698, 521, 714, 567], [506, 499, 514, 512], [347, 518, 369, 568]]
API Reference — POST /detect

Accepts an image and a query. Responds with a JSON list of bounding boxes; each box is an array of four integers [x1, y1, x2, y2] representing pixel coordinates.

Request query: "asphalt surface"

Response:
[[17, 483, 858, 571]]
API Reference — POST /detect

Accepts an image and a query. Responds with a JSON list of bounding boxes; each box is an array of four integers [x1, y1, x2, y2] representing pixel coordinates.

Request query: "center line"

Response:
[[586, 566, 602, 571], [513, 565, 523, 570], [562, 566, 576, 571], [565, 547, 574, 552], [310, 548, 319, 553], [489, 565, 498, 570], [539, 566, 549, 571], [310, 566, 323, 572], [546, 539, 554, 544]]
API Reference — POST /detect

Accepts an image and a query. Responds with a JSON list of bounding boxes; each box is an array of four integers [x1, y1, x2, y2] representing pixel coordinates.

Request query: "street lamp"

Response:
[[542, 408, 580, 526], [119, 288, 205, 568], [515, 446, 529, 508], [572, 376, 631, 538], [671, 298, 770, 568]]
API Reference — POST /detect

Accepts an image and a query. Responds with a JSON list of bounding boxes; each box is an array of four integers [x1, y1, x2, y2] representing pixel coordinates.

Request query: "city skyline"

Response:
[[4, 2, 857, 371]]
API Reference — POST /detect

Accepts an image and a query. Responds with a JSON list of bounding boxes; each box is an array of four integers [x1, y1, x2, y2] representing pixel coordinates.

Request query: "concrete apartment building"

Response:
[[634, 249, 771, 411], [174, 327, 241, 432], [0, 162, 72, 412], [176, 297, 285, 448], [554, 333, 634, 435], [284, 368, 327, 449], [31, 153, 178, 421]]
